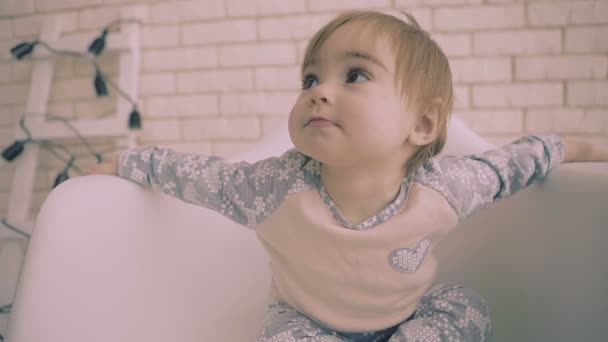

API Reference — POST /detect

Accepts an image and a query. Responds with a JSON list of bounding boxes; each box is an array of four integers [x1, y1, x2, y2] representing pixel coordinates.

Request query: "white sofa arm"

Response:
[[6, 175, 271, 342], [437, 162, 608, 342]]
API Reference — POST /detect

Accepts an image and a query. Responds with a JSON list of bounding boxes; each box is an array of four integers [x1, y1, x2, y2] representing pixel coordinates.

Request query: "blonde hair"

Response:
[[301, 11, 453, 174]]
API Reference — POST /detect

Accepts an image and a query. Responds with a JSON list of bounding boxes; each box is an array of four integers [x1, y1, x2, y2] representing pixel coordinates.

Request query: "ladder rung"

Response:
[[15, 117, 131, 140]]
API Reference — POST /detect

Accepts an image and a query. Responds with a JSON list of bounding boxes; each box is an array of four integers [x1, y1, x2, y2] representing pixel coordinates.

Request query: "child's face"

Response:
[[289, 21, 418, 168]]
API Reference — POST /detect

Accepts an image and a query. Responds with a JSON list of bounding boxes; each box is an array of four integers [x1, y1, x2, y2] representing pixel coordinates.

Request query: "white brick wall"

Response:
[[450, 58, 511, 83], [218, 42, 296, 66], [0, 19, 12, 39], [0, 0, 34, 16], [434, 5, 525, 31], [255, 66, 301, 90], [526, 109, 608, 134], [177, 69, 253, 93], [181, 19, 256, 45], [139, 73, 176, 95], [0, 3, 607, 329], [473, 83, 564, 107], [220, 91, 298, 115], [149, 0, 224, 23], [455, 110, 523, 134], [528, 1, 608, 26], [308, 0, 390, 12], [568, 81, 608, 106], [433, 33, 471, 57], [226, 0, 307, 16], [182, 117, 260, 140], [78, 7, 122, 30], [474, 30, 562, 56], [565, 26, 608, 53], [144, 95, 219, 118], [258, 14, 334, 40], [516, 56, 608, 81], [0, 64, 10, 83], [141, 25, 180, 48], [143, 47, 218, 71]]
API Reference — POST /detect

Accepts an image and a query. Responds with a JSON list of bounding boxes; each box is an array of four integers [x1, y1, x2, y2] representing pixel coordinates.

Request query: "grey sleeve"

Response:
[[118, 146, 283, 228], [414, 134, 565, 222]]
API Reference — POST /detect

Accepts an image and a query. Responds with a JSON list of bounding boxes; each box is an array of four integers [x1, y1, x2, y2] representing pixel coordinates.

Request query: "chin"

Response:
[[289, 129, 344, 164], [292, 140, 331, 163]]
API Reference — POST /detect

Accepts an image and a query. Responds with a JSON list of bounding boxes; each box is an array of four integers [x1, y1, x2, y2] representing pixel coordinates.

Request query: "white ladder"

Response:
[[4, 7, 142, 238], [0, 8, 142, 335]]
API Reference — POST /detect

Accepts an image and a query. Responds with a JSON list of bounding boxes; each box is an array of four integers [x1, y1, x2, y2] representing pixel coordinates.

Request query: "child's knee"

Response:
[[256, 302, 345, 341], [257, 333, 343, 342], [453, 286, 491, 317], [426, 284, 490, 314], [417, 284, 492, 341]]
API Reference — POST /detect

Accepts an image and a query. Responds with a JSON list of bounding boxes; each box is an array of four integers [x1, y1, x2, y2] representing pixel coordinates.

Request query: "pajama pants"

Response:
[[257, 284, 492, 342]]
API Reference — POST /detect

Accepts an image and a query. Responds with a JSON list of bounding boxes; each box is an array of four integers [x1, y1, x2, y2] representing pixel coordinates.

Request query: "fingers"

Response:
[[84, 156, 119, 175]]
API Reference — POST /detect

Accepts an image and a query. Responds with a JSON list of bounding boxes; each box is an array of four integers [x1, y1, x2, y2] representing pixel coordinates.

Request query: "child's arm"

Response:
[[87, 146, 282, 228], [562, 138, 608, 163], [417, 134, 565, 222]]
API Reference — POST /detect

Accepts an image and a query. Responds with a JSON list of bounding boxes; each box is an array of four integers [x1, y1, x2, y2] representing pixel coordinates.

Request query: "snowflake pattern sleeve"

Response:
[[414, 134, 565, 222], [117, 147, 308, 228]]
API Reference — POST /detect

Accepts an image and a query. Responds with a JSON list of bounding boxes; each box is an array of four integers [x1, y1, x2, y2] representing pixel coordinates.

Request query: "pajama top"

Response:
[[118, 134, 564, 333]]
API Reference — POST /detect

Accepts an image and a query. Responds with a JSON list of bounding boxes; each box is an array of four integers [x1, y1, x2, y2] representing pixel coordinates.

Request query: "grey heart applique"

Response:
[[388, 237, 432, 273]]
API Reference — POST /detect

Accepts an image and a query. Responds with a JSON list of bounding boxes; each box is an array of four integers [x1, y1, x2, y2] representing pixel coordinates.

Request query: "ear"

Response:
[[407, 107, 440, 147]]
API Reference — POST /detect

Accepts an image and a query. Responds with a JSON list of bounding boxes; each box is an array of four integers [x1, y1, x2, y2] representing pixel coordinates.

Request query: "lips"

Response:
[[306, 116, 336, 127]]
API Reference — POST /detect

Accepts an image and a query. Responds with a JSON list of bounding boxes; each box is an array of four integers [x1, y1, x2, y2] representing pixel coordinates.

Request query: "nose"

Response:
[[311, 95, 328, 104], [309, 84, 332, 106]]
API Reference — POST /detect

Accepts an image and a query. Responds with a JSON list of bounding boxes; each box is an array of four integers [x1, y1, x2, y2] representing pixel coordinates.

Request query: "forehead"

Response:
[[307, 21, 396, 70]]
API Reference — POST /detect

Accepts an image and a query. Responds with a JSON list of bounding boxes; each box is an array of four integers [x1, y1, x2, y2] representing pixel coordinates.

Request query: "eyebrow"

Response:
[[307, 50, 388, 72], [342, 51, 388, 71]]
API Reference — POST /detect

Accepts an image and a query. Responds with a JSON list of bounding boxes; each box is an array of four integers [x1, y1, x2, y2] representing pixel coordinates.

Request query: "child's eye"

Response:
[[301, 74, 318, 89], [345, 68, 370, 84]]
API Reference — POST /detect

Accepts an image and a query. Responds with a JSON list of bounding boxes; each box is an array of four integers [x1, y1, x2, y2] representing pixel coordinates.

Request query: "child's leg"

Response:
[[256, 301, 345, 341], [256, 301, 396, 342], [387, 284, 491, 342]]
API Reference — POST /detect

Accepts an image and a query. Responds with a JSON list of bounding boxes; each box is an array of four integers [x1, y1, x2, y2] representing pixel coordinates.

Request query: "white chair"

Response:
[[6, 118, 608, 342]]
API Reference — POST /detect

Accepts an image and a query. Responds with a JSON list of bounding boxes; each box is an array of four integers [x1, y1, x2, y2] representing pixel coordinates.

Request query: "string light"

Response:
[[0, 303, 12, 341], [10, 41, 38, 60], [88, 28, 108, 56], [94, 66, 108, 97], [2, 17, 144, 192], [128, 107, 142, 129], [89, 18, 143, 56], [8, 17, 143, 130], [1, 118, 34, 162], [0, 219, 30, 239], [53, 156, 73, 188], [1, 140, 26, 162], [2, 19, 146, 223]]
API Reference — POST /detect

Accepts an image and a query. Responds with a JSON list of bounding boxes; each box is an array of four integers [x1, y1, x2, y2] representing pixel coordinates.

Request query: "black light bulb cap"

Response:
[[53, 170, 70, 188], [94, 71, 108, 97], [11, 41, 38, 60], [2, 140, 26, 161], [88, 29, 108, 56], [128, 108, 142, 129]]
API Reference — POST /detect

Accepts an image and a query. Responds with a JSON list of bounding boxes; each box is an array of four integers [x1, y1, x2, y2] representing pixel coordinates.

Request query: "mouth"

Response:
[[306, 116, 337, 128]]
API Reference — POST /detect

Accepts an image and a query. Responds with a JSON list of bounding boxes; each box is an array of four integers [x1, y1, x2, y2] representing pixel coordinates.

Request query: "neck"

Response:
[[320, 159, 408, 224]]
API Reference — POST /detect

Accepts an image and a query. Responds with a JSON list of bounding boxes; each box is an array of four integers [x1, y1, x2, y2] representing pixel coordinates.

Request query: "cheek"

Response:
[[343, 96, 402, 129], [287, 97, 306, 143], [349, 104, 408, 147]]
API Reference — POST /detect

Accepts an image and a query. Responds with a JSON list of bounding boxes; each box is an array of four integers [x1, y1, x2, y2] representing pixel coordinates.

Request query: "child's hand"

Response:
[[85, 155, 119, 175]]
